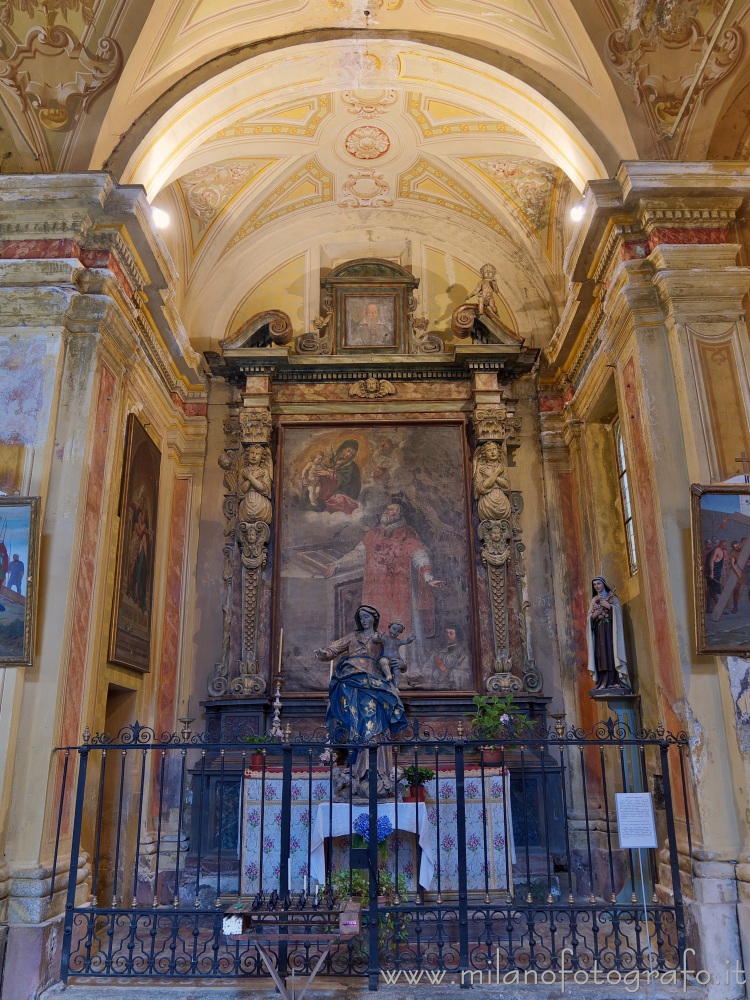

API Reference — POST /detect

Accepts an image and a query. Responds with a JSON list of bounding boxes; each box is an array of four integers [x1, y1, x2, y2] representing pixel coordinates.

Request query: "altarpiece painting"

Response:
[[276, 422, 476, 693]]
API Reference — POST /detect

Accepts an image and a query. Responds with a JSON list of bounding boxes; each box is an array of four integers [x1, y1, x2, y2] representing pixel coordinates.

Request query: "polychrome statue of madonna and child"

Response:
[[314, 604, 407, 799]]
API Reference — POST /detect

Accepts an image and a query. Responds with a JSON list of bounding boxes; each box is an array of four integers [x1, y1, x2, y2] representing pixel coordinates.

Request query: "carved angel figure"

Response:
[[473, 440, 511, 522], [468, 263, 500, 316], [348, 378, 396, 399], [238, 444, 273, 525]]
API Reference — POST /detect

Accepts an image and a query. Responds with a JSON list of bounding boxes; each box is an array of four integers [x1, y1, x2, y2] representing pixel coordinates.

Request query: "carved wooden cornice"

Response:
[[205, 344, 539, 385]]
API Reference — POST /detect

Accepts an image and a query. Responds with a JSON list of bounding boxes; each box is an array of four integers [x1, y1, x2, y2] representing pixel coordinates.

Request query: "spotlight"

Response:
[[152, 207, 170, 229], [570, 203, 585, 222]]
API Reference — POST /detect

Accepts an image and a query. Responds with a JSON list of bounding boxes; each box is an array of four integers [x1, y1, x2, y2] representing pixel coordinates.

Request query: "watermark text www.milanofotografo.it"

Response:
[[379, 949, 745, 992]]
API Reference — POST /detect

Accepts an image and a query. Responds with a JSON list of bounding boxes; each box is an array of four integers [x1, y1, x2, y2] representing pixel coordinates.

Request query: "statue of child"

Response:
[[376, 620, 414, 688]]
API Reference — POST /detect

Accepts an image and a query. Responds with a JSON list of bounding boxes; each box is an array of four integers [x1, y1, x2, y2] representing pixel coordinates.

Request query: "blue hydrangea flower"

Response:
[[353, 813, 393, 843]]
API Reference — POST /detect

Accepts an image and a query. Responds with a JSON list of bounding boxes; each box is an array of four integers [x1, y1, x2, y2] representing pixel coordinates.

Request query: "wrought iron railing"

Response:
[[51, 718, 691, 988]]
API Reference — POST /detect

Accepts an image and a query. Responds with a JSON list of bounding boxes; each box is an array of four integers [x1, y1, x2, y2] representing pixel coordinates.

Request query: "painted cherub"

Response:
[[376, 620, 414, 688], [468, 263, 500, 316]]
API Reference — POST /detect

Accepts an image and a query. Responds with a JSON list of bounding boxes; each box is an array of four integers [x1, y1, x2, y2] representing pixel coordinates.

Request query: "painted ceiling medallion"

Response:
[[345, 125, 390, 159]]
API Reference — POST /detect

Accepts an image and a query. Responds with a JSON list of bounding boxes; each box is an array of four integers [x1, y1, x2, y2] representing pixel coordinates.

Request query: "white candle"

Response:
[[303, 875, 308, 895], [329, 659, 334, 680], [315, 883, 319, 904]]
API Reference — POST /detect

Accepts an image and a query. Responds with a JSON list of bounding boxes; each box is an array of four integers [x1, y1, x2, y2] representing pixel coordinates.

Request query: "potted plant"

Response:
[[331, 867, 409, 945], [401, 766, 435, 803], [240, 734, 277, 767], [471, 693, 534, 764]]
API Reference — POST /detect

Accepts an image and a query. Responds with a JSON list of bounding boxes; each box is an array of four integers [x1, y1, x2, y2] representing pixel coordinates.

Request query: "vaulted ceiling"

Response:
[[1, 0, 749, 351]]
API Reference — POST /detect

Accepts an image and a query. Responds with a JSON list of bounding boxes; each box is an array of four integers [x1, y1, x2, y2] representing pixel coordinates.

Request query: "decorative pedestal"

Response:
[[591, 691, 652, 903]]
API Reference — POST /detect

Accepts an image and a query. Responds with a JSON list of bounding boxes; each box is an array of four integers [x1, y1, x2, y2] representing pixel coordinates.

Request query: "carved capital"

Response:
[[472, 405, 519, 448], [487, 663, 522, 695], [239, 407, 272, 446]]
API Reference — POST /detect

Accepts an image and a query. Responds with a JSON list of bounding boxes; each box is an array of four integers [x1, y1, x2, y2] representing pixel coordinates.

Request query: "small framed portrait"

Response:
[[109, 415, 161, 671], [344, 294, 397, 349], [691, 483, 750, 654], [0, 496, 41, 667]]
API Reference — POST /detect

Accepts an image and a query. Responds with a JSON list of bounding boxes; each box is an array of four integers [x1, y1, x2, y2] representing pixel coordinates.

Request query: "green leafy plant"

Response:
[[240, 734, 280, 745], [471, 693, 534, 744], [330, 867, 410, 945], [402, 766, 435, 788], [331, 866, 405, 905]]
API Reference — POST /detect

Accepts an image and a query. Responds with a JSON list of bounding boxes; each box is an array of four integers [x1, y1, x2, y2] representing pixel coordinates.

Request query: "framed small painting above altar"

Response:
[[322, 258, 417, 355], [275, 420, 478, 695], [343, 294, 397, 349]]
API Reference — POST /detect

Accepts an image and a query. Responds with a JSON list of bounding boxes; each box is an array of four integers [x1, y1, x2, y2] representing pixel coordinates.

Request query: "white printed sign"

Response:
[[615, 793, 658, 849]]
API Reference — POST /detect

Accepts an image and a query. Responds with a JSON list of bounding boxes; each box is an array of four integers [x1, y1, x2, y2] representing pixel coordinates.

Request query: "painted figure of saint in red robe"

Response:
[[324, 502, 444, 664]]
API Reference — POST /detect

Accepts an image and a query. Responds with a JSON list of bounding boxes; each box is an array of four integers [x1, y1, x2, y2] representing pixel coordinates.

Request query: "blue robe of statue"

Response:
[[321, 630, 408, 752]]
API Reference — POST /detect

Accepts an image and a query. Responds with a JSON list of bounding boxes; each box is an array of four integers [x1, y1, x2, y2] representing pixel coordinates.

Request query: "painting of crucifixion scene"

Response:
[[692, 484, 750, 654], [278, 423, 475, 693]]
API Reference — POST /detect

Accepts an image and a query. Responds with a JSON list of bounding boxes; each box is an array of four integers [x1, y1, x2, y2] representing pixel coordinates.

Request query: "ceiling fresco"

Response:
[[0, 0, 748, 351]]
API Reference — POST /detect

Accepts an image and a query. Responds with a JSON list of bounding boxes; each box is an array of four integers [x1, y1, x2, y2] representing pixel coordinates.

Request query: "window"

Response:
[[614, 420, 638, 574]]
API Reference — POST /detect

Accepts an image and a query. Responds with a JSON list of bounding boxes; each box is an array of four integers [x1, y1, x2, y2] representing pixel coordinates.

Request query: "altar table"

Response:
[[241, 768, 514, 897]]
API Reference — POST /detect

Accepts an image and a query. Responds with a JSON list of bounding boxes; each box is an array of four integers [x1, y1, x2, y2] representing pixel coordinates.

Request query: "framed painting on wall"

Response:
[[109, 414, 161, 671], [0, 496, 40, 667], [275, 421, 478, 694], [691, 483, 750, 654]]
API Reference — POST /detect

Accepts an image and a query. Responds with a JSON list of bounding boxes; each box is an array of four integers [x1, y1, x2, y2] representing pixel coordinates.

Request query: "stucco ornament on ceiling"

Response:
[[339, 168, 393, 207], [180, 162, 256, 226], [342, 89, 398, 118], [345, 125, 390, 159], [606, 0, 743, 145], [0, 25, 122, 132], [475, 158, 559, 231]]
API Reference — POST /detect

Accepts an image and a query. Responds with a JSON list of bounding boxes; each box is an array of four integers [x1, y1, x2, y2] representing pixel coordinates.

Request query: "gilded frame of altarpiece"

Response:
[[691, 483, 750, 655], [0, 495, 40, 667]]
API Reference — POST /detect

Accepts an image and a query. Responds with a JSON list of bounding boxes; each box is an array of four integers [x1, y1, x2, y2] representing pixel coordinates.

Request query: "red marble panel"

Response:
[[556, 469, 597, 733], [150, 477, 190, 821], [646, 227, 728, 252], [170, 393, 208, 417], [56, 365, 116, 837], [156, 477, 190, 739], [1, 239, 134, 299], [1, 239, 80, 259], [621, 356, 682, 736], [539, 392, 568, 412]]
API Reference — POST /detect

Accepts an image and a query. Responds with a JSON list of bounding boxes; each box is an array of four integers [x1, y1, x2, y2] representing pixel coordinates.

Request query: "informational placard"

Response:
[[615, 792, 658, 848]]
